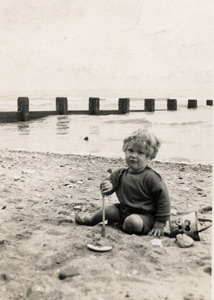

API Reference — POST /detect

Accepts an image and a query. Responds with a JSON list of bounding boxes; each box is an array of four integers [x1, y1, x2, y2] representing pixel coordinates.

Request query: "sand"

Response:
[[0, 149, 212, 300]]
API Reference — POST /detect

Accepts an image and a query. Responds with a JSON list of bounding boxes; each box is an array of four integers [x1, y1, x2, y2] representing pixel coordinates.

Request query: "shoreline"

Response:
[[0, 148, 212, 300], [1, 148, 213, 170]]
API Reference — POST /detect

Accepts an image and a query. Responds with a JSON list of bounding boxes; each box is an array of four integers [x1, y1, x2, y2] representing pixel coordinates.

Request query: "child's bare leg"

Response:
[[75, 204, 120, 226], [90, 204, 120, 225], [123, 214, 144, 234]]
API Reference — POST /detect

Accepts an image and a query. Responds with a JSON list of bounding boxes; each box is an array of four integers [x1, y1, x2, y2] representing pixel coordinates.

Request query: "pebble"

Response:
[[199, 206, 212, 212], [58, 219, 73, 225], [192, 166, 199, 171], [176, 234, 194, 248], [77, 181, 83, 184], [73, 206, 81, 210], [150, 239, 163, 247], [22, 169, 35, 174], [34, 193, 41, 198], [0, 274, 8, 281], [203, 266, 212, 275], [182, 187, 190, 191], [170, 208, 177, 216], [59, 268, 79, 280], [69, 179, 76, 184]]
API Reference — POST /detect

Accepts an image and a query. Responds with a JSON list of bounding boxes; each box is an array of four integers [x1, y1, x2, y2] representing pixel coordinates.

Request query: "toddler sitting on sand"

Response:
[[75, 129, 170, 236]]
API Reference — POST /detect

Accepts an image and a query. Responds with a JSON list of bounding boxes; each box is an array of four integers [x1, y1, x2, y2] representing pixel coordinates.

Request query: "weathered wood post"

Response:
[[206, 100, 213, 106], [144, 99, 155, 112], [167, 99, 177, 111], [89, 97, 100, 115], [187, 99, 197, 109], [17, 97, 29, 121], [56, 97, 68, 115], [118, 98, 130, 114]]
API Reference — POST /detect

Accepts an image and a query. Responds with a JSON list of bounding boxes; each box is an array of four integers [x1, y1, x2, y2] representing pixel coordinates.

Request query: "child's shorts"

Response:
[[113, 203, 155, 234]]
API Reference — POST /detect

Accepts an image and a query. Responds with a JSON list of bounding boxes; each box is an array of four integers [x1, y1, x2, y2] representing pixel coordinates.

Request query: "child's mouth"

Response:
[[129, 159, 137, 163]]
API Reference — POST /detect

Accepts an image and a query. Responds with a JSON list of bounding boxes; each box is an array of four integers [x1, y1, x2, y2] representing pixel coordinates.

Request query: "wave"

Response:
[[105, 119, 151, 125], [153, 121, 208, 126]]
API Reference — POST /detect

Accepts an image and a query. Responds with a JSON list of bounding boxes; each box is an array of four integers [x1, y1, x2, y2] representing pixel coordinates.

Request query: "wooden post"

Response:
[[89, 97, 100, 115], [144, 99, 155, 112], [17, 97, 29, 121], [188, 99, 197, 109], [206, 100, 213, 106], [56, 97, 68, 115], [167, 99, 177, 111], [118, 98, 130, 114]]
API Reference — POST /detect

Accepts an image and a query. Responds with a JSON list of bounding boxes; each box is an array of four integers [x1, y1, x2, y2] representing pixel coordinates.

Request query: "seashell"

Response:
[[176, 234, 194, 248]]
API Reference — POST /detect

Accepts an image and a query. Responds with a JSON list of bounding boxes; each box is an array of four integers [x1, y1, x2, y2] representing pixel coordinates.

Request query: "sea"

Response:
[[0, 94, 213, 165]]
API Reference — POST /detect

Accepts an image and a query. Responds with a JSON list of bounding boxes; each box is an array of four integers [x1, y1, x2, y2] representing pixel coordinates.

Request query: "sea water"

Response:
[[0, 96, 213, 165]]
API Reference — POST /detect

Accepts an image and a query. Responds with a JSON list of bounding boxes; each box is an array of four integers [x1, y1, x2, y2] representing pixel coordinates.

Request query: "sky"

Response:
[[0, 0, 214, 98]]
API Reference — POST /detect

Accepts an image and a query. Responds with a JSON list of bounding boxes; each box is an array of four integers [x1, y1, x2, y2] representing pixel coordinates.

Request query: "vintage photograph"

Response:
[[0, 1, 213, 299]]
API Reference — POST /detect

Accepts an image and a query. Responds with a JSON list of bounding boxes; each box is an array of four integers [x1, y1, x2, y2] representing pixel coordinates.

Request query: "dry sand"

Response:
[[0, 149, 212, 300]]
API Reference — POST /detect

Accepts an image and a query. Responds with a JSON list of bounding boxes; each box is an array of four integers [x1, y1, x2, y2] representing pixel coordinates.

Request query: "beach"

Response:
[[0, 149, 212, 300]]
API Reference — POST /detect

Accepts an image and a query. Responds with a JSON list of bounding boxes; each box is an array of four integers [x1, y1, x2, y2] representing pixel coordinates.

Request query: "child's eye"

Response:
[[127, 148, 133, 152], [139, 151, 145, 155]]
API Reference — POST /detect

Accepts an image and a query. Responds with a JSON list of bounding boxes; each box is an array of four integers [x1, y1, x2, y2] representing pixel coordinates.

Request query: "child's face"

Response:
[[125, 144, 148, 172]]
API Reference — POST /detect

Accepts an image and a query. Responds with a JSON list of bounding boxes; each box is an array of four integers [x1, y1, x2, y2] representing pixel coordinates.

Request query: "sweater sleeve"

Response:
[[103, 168, 126, 196], [147, 171, 171, 222], [109, 168, 126, 188]]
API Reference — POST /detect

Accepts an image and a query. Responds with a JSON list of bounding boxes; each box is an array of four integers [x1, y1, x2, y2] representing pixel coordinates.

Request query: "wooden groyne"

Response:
[[0, 97, 213, 122]]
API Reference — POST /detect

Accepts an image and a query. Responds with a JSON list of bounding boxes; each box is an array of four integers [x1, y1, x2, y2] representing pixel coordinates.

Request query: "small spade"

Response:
[[87, 194, 112, 252]]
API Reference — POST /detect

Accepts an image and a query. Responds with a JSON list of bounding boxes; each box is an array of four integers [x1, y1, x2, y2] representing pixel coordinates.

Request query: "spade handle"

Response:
[[102, 194, 106, 237]]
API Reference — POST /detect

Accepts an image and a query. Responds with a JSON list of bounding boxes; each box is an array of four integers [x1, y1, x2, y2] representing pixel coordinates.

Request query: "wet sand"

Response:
[[0, 149, 212, 300]]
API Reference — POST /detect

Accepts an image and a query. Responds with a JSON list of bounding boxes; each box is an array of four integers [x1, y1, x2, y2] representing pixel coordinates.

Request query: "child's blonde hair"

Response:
[[122, 129, 161, 159]]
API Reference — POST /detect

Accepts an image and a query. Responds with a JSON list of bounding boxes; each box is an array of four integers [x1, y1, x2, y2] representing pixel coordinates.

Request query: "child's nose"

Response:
[[130, 152, 137, 157]]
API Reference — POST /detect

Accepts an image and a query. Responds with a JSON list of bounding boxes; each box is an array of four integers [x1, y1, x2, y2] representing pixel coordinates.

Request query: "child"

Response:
[[75, 129, 170, 236]]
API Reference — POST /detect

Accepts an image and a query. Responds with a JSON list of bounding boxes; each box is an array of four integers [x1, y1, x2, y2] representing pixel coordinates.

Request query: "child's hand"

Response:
[[148, 221, 165, 237], [100, 180, 113, 195], [148, 228, 164, 237]]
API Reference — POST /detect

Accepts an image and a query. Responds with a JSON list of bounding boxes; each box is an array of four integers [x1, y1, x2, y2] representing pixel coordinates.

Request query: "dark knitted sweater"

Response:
[[108, 166, 170, 223]]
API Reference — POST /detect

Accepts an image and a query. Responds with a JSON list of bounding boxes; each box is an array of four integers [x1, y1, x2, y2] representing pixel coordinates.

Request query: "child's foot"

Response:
[[75, 213, 92, 225]]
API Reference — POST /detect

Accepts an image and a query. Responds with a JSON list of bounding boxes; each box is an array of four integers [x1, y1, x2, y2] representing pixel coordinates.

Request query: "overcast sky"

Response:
[[0, 0, 213, 98]]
